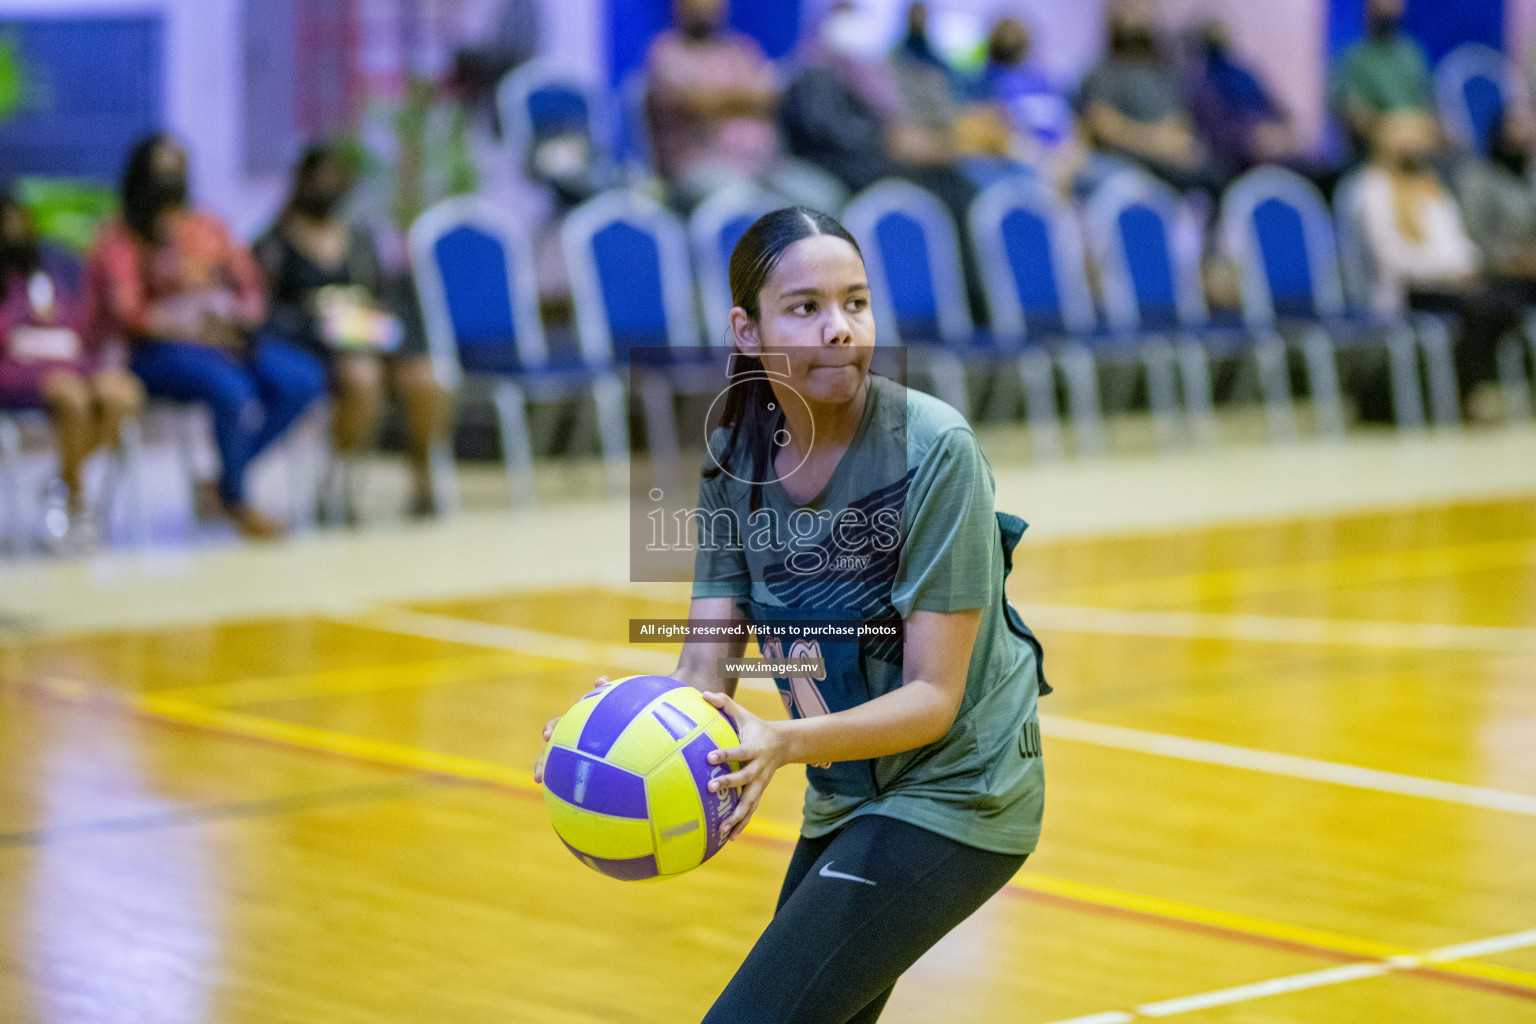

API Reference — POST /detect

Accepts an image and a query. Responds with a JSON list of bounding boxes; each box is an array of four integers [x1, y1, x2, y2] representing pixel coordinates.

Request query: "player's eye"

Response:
[[845, 297, 867, 313], [791, 301, 817, 316]]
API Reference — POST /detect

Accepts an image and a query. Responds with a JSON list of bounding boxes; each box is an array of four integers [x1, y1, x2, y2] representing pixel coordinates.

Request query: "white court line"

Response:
[[330, 607, 777, 694], [1014, 604, 1536, 654], [1043, 927, 1536, 1022], [1423, 928, 1536, 963], [1039, 715, 1536, 817], [1134, 962, 1393, 1016], [338, 606, 1536, 818]]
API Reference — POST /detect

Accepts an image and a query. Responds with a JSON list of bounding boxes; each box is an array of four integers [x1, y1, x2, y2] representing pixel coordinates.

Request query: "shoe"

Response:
[[39, 480, 72, 555], [38, 482, 99, 557], [408, 492, 441, 520], [194, 480, 224, 521], [225, 503, 286, 541]]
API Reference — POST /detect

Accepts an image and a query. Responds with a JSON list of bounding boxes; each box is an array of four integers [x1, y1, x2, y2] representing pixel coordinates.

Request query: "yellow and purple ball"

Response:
[[542, 675, 742, 881]]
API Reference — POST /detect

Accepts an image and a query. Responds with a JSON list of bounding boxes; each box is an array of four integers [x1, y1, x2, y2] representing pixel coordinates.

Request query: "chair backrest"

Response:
[[967, 175, 1096, 345], [841, 178, 973, 347], [563, 188, 701, 366], [1331, 168, 1376, 312], [1436, 42, 1528, 155], [688, 183, 780, 343], [1084, 169, 1208, 333], [409, 195, 548, 388], [1219, 165, 1347, 326], [497, 59, 611, 172]]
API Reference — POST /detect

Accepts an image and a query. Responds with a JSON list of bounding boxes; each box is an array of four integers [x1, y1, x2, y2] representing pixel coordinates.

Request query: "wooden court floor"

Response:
[[2, 495, 1535, 1023]]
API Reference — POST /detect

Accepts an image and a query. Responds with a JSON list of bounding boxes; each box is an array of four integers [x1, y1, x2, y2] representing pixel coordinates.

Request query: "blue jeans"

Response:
[[130, 336, 327, 506]]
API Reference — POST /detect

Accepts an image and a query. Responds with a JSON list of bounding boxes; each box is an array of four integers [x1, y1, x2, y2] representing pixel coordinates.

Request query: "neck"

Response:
[[773, 375, 869, 467]]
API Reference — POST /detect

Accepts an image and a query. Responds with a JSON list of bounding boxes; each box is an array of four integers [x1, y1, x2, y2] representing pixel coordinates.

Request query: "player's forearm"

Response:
[[674, 647, 740, 696], [780, 679, 960, 765], [674, 596, 746, 695]]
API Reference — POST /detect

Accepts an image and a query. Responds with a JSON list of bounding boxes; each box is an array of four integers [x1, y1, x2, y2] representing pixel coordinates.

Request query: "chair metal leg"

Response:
[[1414, 315, 1460, 426], [1497, 333, 1533, 421], [590, 373, 630, 495], [1017, 348, 1063, 461], [1174, 337, 1218, 448], [1139, 336, 1182, 451], [0, 415, 25, 555], [977, 364, 1018, 424], [492, 379, 536, 507], [1252, 330, 1299, 442], [285, 404, 326, 531], [172, 405, 203, 514], [320, 452, 355, 526], [116, 417, 150, 547], [1298, 326, 1345, 440], [1057, 343, 1106, 457], [428, 440, 460, 515], [923, 349, 969, 420], [637, 371, 682, 495], [1385, 324, 1426, 431]]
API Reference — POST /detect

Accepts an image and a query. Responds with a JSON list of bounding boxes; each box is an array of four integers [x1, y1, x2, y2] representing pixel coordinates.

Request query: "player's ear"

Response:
[[729, 307, 761, 355]]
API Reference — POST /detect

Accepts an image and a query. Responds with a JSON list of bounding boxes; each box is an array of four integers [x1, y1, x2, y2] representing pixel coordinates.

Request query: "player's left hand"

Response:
[[701, 690, 788, 842]]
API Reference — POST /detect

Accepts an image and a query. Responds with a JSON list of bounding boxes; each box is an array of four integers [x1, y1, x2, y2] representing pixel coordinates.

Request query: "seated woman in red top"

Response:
[[86, 134, 326, 539], [0, 192, 144, 548]]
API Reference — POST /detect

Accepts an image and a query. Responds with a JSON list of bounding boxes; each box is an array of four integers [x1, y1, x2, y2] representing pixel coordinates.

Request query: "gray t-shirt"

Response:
[[1078, 58, 1187, 124], [692, 373, 1045, 855]]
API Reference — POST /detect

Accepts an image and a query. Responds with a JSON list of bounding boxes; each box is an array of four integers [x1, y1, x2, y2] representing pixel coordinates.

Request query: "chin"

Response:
[[802, 367, 865, 404]]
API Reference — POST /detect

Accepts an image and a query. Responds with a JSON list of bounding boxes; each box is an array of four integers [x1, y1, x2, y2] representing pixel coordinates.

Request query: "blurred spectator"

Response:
[[453, 0, 541, 131], [254, 145, 451, 523], [86, 134, 326, 539], [780, 3, 977, 215], [887, 3, 1029, 192], [1329, 0, 1432, 158], [1186, 20, 1304, 174], [969, 17, 1087, 194], [0, 192, 142, 549], [1359, 111, 1518, 420], [1453, 109, 1536, 281], [644, 0, 820, 211], [891, 3, 966, 113], [1077, 0, 1224, 195]]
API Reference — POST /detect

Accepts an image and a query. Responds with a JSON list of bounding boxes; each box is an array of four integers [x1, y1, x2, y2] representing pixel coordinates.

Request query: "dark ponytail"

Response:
[[703, 206, 863, 512]]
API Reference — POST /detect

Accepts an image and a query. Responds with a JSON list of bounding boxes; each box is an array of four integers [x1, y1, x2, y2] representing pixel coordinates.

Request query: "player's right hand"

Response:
[[533, 676, 609, 784]]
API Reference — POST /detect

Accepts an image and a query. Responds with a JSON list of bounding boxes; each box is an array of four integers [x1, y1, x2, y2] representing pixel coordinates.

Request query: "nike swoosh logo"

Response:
[[818, 862, 876, 886]]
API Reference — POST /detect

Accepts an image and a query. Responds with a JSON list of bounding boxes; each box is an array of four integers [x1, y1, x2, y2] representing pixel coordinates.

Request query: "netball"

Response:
[[542, 675, 743, 880]]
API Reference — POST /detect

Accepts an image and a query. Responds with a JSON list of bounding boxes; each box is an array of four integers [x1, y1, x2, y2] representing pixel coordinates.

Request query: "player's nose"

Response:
[[823, 305, 853, 346]]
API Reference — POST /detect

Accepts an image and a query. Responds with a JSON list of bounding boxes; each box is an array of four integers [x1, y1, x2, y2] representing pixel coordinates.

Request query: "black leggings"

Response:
[[702, 815, 1028, 1024]]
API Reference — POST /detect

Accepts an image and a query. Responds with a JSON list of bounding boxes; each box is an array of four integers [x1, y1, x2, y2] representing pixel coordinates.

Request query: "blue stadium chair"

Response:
[[497, 59, 614, 179], [966, 175, 1096, 459], [1327, 169, 1456, 427], [562, 188, 711, 473], [1436, 43, 1528, 156], [1083, 170, 1220, 450], [688, 183, 780, 344], [841, 179, 977, 418], [411, 195, 627, 506], [1219, 166, 1363, 438]]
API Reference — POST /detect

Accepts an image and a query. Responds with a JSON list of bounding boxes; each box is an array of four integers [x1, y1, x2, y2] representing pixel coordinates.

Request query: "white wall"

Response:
[[1510, 0, 1536, 81]]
